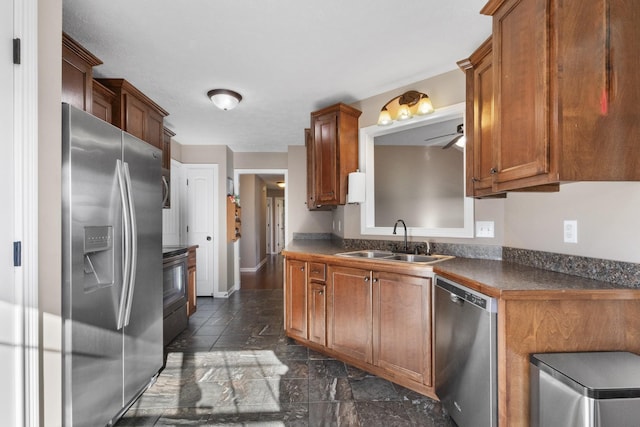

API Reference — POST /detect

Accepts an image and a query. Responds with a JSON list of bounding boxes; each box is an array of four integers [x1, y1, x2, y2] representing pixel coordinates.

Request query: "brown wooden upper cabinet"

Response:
[[91, 79, 115, 123], [458, 37, 497, 198], [306, 128, 331, 211], [477, 0, 640, 192], [162, 127, 175, 209], [62, 33, 102, 112], [96, 78, 169, 151], [308, 103, 361, 209]]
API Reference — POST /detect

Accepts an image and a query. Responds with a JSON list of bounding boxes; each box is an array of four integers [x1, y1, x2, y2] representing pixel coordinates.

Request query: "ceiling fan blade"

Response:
[[424, 132, 456, 143], [442, 134, 464, 149]]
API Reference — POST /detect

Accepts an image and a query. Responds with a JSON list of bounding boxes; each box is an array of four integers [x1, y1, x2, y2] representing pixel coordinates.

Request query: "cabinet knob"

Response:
[[490, 168, 497, 174], [471, 177, 479, 183], [372, 278, 379, 283], [318, 290, 324, 295], [363, 277, 369, 282], [300, 267, 305, 271]]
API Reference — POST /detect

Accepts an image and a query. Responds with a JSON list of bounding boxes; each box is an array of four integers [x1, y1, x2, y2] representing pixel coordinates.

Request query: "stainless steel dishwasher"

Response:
[[434, 275, 498, 427]]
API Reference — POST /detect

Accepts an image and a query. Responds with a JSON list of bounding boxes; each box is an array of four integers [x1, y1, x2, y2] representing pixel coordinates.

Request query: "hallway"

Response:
[[116, 255, 453, 426]]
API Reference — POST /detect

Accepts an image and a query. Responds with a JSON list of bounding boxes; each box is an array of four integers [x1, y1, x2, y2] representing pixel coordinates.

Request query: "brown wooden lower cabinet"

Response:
[[285, 259, 307, 340], [328, 265, 374, 364], [308, 281, 327, 346], [374, 271, 431, 386], [284, 256, 435, 398]]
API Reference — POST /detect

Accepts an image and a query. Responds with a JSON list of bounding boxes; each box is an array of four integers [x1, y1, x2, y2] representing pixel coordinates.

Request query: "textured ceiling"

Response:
[[63, 0, 491, 152]]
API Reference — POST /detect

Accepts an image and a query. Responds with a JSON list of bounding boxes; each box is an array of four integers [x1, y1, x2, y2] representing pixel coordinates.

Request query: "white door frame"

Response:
[[7, 0, 39, 424], [274, 197, 286, 254], [184, 164, 219, 297], [233, 169, 287, 291], [265, 197, 273, 254]]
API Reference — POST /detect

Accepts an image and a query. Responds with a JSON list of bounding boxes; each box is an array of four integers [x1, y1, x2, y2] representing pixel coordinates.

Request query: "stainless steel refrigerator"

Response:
[[62, 103, 163, 426]]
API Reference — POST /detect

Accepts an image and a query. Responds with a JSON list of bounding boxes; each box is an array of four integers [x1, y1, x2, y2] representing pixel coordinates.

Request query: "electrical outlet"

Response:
[[476, 221, 495, 238], [564, 220, 578, 243]]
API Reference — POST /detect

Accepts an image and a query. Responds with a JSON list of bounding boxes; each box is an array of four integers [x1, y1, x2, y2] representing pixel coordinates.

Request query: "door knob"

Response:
[[206, 236, 212, 241]]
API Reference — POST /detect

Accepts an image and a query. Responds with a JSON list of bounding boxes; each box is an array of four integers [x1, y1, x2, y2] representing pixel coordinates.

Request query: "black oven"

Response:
[[162, 247, 189, 345], [163, 251, 188, 314]]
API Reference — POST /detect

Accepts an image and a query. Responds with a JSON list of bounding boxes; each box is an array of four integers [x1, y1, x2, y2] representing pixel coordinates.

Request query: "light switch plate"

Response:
[[476, 221, 495, 238], [564, 220, 578, 243]]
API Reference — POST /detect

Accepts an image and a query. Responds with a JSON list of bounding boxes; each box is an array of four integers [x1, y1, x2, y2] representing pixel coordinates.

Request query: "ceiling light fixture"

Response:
[[207, 89, 243, 111], [276, 181, 286, 188], [377, 90, 434, 126]]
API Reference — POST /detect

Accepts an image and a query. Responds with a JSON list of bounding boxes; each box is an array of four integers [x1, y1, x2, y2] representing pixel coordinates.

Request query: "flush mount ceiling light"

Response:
[[207, 89, 242, 111], [276, 181, 286, 188], [377, 90, 434, 126]]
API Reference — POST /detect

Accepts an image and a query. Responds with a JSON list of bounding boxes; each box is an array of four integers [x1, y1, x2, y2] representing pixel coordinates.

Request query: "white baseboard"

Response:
[[239, 256, 268, 273]]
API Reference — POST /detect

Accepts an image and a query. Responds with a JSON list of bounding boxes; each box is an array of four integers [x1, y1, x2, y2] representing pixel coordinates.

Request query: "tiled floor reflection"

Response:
[[117, 287, 455, 426]]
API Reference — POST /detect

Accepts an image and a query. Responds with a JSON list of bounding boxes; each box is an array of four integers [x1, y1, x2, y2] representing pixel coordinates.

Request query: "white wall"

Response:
[[40, 0, 63, 424], [238, 174, 268, 270], [286, 146, 333, 243], [504, 182, 640, 263]]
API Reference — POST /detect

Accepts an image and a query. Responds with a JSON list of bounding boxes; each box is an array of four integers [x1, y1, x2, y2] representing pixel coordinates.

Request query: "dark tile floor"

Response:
[[117, 257, 455, 426]]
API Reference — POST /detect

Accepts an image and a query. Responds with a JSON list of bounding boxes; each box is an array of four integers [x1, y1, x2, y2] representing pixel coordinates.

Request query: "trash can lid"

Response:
[[531, 352, 640, 399]]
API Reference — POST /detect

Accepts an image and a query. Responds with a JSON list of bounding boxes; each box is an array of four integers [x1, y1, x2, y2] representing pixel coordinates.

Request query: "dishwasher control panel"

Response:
[[435, 276, 497, 313]]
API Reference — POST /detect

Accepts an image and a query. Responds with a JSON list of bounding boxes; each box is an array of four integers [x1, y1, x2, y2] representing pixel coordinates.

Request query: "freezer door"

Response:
[[62, 103, 125, 426], [122, 132, 163, 405]]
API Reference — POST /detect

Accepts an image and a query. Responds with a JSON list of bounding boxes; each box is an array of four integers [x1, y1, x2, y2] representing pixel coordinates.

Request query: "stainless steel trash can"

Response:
[[530, 352, 640, 427]]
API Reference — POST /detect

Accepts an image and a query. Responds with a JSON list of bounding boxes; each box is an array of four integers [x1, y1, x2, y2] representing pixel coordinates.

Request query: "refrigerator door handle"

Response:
[[161, 175, 169, 207], [116, 159, 132, 330], [123, 161, 138, 327]]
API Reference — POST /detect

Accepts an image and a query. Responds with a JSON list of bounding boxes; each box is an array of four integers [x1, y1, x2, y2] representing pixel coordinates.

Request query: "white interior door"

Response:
[[186, 165, 217, 296], [265, 198, 273, 254], [275, 197, 285, 253]]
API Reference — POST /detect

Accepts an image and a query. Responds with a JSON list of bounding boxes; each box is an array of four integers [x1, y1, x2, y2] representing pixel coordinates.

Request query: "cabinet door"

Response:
[[313, 112, 339, 205], [558, 0, 640, 180], [328, 265, 373, 363], [146, 109, 164, 150], [62, 34, 101, 112], [468, 39, 496, 196], [492, 0, 553, 190], [286, 259, 307, 340], [373, 272, 432, 385], [123, 93, 147, 141], [91, 81, 114, 124], [308, 281, 327, 346]]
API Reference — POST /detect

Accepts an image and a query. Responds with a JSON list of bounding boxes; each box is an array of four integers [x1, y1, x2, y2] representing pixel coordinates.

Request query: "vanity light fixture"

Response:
[[207, 89, 243, 110], [377, 90, 434, 126]]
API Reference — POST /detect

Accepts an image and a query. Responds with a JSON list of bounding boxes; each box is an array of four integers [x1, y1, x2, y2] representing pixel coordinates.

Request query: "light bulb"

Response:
[[416, 97, 434, 115], [396, 104, 412, 121], [377, 109, 393, 126]]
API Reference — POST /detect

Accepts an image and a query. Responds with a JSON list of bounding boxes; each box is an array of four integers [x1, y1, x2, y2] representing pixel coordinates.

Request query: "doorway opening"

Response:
[[233, 169, 287, 291]]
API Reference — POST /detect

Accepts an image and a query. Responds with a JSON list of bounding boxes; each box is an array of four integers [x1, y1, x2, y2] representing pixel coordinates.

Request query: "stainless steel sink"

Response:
[[336, 250, 394, 258], [384, 254, 441, 263], [336, 250, 452, 264]]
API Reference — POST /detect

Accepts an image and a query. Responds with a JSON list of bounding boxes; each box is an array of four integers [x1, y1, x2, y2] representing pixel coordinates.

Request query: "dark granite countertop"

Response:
[[283, 240, 346, 256], [163, 245, 198, 258], [284, 240, 640, 300], [433, 258, 640, 300]]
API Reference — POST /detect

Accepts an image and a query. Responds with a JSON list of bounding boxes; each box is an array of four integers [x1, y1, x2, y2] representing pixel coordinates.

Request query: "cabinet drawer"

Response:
[[308, 262, 326, 281]]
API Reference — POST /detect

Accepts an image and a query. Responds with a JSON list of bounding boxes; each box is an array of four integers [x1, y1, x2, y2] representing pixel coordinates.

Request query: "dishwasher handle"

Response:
[[449, 293, 464, 305], [435, 275, 497, 313]]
